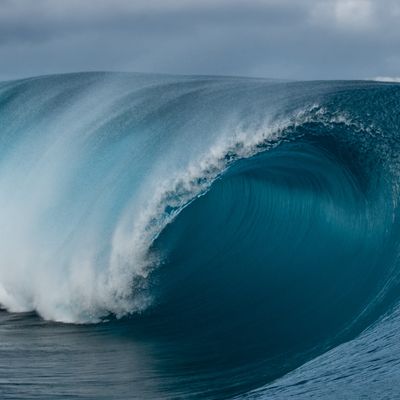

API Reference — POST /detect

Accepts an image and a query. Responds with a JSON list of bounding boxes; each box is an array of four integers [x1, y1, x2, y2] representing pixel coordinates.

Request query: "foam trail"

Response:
[[373, 76, 400, 82]]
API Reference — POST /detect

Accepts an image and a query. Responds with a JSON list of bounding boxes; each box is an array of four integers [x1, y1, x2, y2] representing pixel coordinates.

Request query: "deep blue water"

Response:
[[0, 72, 399, 399]]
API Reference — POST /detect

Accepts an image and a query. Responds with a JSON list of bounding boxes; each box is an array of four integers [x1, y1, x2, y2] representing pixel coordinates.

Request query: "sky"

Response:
[[0, 0, 399, 81]]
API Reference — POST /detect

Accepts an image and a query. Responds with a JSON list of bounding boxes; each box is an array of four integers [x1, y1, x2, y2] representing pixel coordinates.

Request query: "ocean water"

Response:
[[0, 72, 399, 399]]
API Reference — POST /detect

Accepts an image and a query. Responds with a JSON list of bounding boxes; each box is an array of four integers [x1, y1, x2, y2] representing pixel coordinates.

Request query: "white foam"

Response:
[[373, 76, 400, 83]]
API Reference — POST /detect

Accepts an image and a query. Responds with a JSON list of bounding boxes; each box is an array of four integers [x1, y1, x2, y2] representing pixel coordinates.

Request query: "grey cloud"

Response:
[[0, 0, 399, 81]]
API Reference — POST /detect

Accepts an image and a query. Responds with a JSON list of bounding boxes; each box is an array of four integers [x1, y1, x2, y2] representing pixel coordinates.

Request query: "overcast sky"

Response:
[[0, 0, 399, 81]]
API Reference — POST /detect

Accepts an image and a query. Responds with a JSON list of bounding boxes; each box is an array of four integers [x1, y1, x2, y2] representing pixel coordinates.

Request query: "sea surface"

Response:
[[0, 72, 399, 399]]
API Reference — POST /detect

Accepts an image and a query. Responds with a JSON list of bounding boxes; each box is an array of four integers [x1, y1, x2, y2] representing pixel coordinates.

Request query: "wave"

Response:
[[0, 72, 400, 397]]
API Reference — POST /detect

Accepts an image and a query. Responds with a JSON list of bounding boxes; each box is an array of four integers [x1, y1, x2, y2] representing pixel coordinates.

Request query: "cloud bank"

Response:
[[0, 0, 399, 81]]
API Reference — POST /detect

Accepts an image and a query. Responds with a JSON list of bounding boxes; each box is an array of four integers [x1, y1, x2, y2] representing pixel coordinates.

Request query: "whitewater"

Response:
[[0, 72, 399, 399]]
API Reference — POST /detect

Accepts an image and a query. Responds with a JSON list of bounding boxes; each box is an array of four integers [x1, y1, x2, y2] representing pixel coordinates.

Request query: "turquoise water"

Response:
[[0, 73, 399, 399]]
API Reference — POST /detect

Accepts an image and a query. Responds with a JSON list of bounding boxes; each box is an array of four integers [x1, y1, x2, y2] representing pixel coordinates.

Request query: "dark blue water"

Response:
[[0, 73, 399, 399]]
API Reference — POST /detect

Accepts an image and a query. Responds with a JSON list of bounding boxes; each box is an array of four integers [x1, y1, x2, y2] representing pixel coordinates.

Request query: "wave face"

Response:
[[0, 72, 400, 398]]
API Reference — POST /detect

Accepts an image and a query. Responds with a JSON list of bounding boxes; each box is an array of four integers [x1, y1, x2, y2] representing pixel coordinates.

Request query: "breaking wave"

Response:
[[1, 72, 400, 398]]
